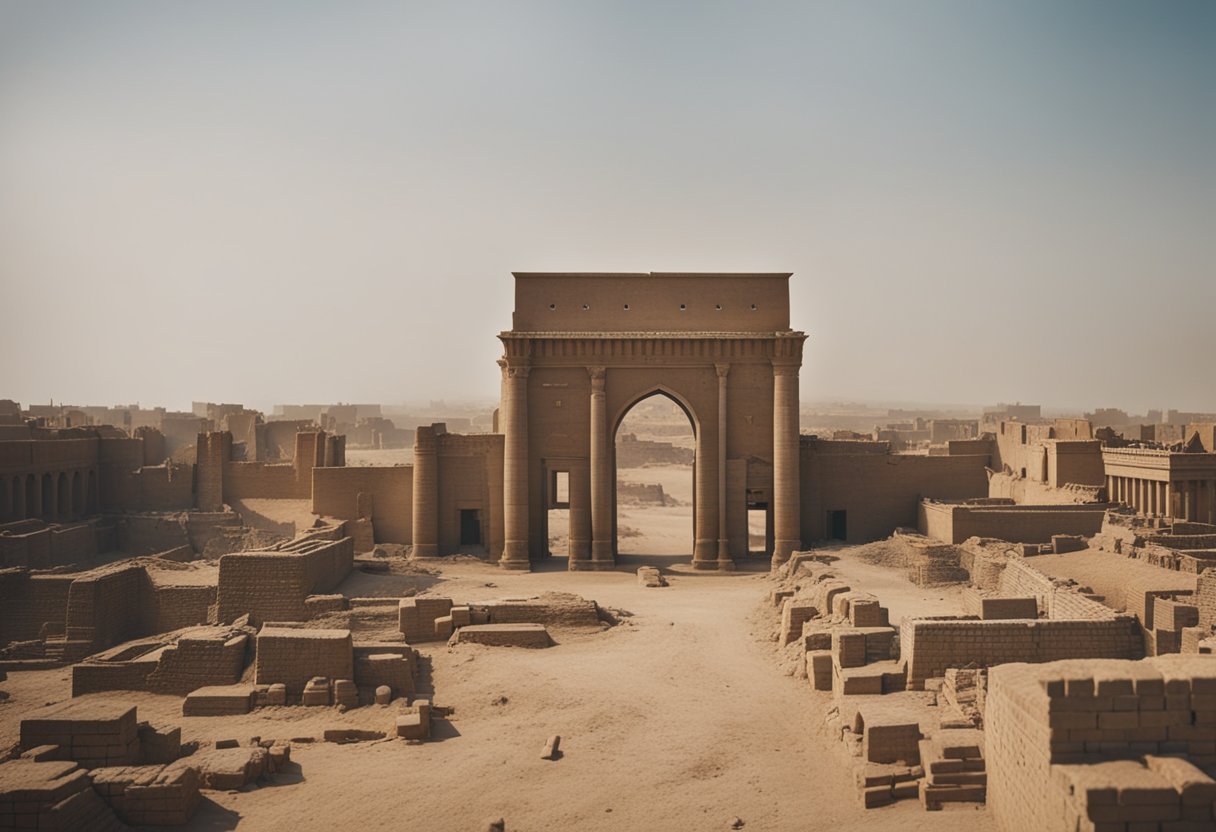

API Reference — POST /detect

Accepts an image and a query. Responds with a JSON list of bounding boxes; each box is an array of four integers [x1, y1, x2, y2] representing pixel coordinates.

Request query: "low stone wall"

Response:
[[919, 500, 1108, 545], [253, 627, 353, 695], [901, 616, 1143, 689], [995, 559, 1115, 620]]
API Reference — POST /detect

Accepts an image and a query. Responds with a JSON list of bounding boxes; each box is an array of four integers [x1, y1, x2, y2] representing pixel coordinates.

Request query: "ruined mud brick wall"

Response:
[[221, 461, 309, 500], [353, 648, 413, 697], [20, 700, 140, 769], [0, 569, 73, 644], [995, 559, 1115, 620], [0, 520, 96, 568], [483, 594, 601, 628], [145, 632, 247, 694], [615, 433, 694, 467], [71, 654, 160, 696], [399, 597, 453, 641], [150, 585, 216, 633], [63, 564, 155, 659], [987, 471, 1105, 505], [0, 758, 125, 830], [0, 521, 51, 567], [261, 419, 313, 461], [987, 656, 1216, 832], [919, 500, 1107, 545], [254, 627, 353, 695], [128, 463, 194, 511], [112, 510, 249, 557], [196, 429, 335, 510], [215, 535, 353, 625], [895, 533, 969, 586], [92, 760, 202, 827], [959, 592, 1038, 620], [111, 513, 192, 556], [1196, 569, 1216, 631], [437, 433, 505, 557], [73, 630, 248, 696], [799, 440, 990, 542], [617, 482, 668, 504], [194, 432, 228, 512], [313, 466, 411, 544], [901, 617, 1142, 689], [1120, 569, 1200, 631]]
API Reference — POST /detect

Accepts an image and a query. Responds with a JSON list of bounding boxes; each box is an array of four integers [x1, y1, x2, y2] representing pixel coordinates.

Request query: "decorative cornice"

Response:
[[501, 330, 806, 340], [499, 332, 805, 364]]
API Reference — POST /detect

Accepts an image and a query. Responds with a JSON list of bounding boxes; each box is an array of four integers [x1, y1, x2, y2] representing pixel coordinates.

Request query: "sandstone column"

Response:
[[715, 364, 733, 570], [1184, 481, 1194, 521], [500, 360, 531, 570], [588, 367, 613, 568], [1165, 481, 1174, 518], [692, 393, 718, 570], [772, 361, 801, 563], [411, 425, 439, 557]]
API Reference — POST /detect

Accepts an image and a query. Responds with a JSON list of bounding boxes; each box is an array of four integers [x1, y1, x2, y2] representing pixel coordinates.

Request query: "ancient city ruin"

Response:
[[1, 271, 1214, 831]]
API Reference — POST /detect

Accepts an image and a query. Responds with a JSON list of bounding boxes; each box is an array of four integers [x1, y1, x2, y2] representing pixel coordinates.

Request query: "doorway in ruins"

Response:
[[545, 471, 571, 559], [613, 393, 695, 558]]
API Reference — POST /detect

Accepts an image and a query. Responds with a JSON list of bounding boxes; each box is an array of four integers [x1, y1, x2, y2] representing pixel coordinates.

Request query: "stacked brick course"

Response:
[[254, 627, 353, 695], [90, 761, 201, 826], [19, 701, 140, 770], [451, 623, 552, 648], [986, 656, 1216, 831], [216, 533, 354, 626], [902, 617, 1143, 689], [0, 760, 124, 831]]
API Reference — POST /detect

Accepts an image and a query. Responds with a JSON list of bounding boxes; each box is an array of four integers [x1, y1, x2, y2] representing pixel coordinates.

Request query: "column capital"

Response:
[[771, 360, 800, 377], [506, 364, 531, 379], [588, 366, 606, 391], [715, 363, 731, 379]]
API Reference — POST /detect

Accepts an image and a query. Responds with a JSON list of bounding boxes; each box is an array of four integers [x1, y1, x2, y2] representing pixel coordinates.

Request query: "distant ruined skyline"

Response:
[[2, 1, 1213, 414]]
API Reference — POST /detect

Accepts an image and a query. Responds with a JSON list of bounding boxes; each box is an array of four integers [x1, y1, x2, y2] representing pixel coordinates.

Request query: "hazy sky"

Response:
[[1, 1, 1212, 415]]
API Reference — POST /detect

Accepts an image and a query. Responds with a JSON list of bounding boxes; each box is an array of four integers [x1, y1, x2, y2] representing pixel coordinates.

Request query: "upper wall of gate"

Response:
[[510, 273, 792, 334]]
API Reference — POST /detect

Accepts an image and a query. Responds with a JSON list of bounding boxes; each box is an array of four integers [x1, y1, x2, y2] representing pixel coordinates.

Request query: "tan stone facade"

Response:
[[496, 272, 806, 570]]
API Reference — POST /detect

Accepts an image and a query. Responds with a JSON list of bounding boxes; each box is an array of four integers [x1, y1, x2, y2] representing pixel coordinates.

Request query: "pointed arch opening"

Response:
[[613, 391, 695, 559]]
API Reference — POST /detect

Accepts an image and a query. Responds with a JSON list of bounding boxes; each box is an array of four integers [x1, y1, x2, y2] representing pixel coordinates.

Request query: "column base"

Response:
[[690, 559, 720, 571], [500, 541, 531, 570], [569, 559, 616, 571], [715, 558, 736, 572], [411, 544, 438, 558]]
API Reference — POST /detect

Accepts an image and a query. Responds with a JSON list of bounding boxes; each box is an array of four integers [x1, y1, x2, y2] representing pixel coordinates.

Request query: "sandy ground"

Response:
[[0, 551, 994, 832], [548, 464, 766, 559]]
